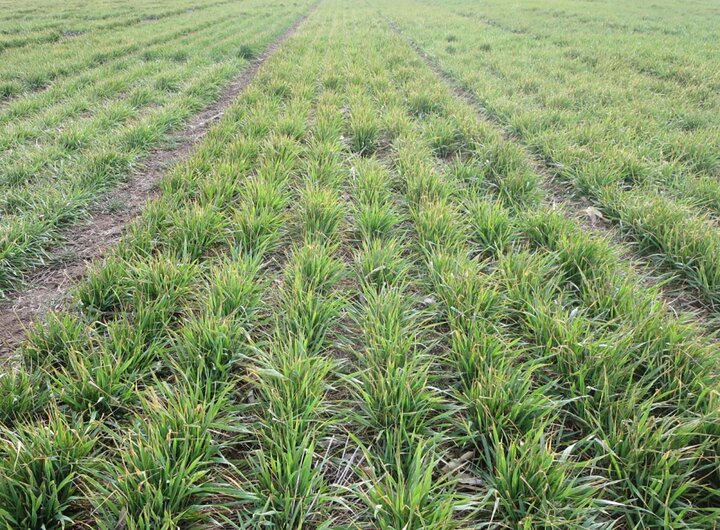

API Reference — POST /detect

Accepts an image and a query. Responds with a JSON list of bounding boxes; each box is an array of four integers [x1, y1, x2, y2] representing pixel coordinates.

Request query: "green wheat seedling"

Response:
[[354, 439, 464, 530], [0, 0, 312, 297], [1, 1, 719, 528], [0, 411, 98, 530], [384, 0, 720, 308], [90, 382, 233, 528], [0, 367, 49, 427]]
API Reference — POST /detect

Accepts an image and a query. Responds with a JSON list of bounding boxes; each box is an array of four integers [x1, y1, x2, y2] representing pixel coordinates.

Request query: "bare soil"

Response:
[[0, 7, 316, 356]]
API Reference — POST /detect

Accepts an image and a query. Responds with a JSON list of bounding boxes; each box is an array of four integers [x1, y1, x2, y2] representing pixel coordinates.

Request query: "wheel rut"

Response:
[[0, 4, 319, 357]]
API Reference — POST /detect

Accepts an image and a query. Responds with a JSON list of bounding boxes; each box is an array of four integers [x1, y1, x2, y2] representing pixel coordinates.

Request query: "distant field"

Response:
[[0, 1, 718, 529]]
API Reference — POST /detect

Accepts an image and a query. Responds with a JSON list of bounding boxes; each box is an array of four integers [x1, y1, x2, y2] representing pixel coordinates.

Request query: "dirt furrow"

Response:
[[0, 5, 318, 356]]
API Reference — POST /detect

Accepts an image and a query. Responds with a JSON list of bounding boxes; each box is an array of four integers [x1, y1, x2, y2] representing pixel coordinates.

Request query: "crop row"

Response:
[[0, 0, 256, 100], [382, 0, 720, 310], [1, 2, 717, 528], [0, 0, 312, 298], [0, 0, 237, 53]]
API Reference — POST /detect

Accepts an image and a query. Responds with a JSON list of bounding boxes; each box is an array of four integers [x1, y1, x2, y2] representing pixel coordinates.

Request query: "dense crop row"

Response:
[[0, 0, 311, 297], [1, 1, 718, 528], [382, 0, 720, 311]]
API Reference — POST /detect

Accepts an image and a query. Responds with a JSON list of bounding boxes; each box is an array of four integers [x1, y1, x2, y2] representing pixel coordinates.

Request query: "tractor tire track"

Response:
[[0, 3, 319, 356]]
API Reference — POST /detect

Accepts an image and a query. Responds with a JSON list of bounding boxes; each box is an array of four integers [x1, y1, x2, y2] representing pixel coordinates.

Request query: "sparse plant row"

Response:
[[382, 1, 720, 312], [234, 94, 356, 526], [347, 155, 463, 527], [328, 28, 456, 522], [287, 13, 470, 525]]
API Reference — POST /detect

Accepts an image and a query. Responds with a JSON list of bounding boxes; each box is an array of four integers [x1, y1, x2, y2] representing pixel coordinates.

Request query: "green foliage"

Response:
[[1, 1, 718, 529], [0, 412, 97, 529]]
